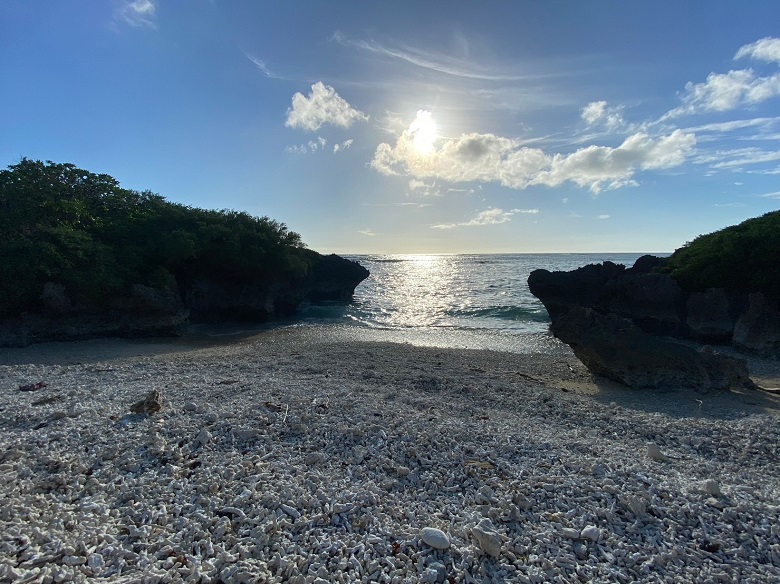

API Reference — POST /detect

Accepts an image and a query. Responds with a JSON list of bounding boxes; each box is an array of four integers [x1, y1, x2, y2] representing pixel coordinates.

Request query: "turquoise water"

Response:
[[293, 253, 656, 352]]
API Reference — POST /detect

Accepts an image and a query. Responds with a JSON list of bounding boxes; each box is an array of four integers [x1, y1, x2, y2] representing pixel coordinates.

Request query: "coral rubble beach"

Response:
[[1, 327, 779, 583]]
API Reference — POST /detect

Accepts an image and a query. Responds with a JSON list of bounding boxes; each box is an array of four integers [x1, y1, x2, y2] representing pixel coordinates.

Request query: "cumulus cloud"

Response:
[[285, 82, 369, 131], [581, 101, 624, 129], [735, 37, 780, 65], [372, 119, 695, 194], [663, 37, 780, 119], [115, 0, 156, 28], [431, 207, 537, 230], [663, 70, 780, 119]]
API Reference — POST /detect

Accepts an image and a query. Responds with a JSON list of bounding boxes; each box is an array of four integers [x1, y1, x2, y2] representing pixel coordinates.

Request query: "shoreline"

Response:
[[1, 327, 779, 582]]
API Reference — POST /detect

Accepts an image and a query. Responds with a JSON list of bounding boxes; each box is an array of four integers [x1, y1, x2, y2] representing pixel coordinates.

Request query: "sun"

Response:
[[408, 110, 438, 155]]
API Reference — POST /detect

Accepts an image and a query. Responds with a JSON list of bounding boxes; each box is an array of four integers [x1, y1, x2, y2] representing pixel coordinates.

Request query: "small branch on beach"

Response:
[[282, 404, 289, 424]]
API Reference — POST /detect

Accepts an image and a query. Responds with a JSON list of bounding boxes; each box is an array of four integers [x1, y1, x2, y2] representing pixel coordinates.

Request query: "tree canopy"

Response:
[[0, 159, 311, 317], [661, 210, 780, 301]]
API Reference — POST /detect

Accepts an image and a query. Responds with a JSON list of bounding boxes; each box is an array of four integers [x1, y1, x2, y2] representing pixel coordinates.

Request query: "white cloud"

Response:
[[663, 38, 780, 119], [285, 82, 369, 131], [333, 139, 354, 154], [735, 37, 780, 65], [758, 190, 780, 199], [245, 54, 282, 79], [358, 229, 377, 236], [408, 179, 441, 196], [115, 0, 156, 28], [285, 137, 330, 155], [695, 147, 780, 170], [307, 137, 327, 152], [332, 31, 535, 82], [285, 144, 307, 154], [664, 69, 780, 119], [431, 207, 536, 229], [372, 118, 695, 194], [581, 101, 624, 129], [598, 214, 611, 220]]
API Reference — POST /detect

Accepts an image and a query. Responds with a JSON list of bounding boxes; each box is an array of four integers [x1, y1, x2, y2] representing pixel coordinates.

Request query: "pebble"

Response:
[[580, 525, 601, 542], [421, 527, 450, 550], [197, 428, 211, 445], [646, 442, 671, 462], [471, 518, 502, 558], [702, 479, 722, 496], [0, 336, 777, 583]]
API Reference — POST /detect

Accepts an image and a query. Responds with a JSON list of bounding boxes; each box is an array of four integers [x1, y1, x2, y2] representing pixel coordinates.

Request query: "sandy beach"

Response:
[[1, 327, 779, 583]]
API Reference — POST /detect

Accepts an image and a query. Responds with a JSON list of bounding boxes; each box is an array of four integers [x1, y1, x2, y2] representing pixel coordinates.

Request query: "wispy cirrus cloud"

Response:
[[709, 148, 780, 170], [682, 117, 780, 136], [432, 207, 538, 230], [286, 82, 369, 131], [245, 53, 283, 79], [115, 0, 156, 28], [358, 228, 377, 236], [332, 31, 552, 82]]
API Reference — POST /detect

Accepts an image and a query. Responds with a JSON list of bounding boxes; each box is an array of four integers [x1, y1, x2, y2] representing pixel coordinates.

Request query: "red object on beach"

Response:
[[18, 381, 48, 392]]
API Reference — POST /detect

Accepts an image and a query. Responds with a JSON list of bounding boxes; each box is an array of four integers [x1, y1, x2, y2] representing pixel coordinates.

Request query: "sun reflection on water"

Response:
[[371, 254, 460, 328]]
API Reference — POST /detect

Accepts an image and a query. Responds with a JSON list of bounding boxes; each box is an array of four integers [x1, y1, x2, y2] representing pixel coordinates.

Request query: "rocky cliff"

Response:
[[528, 255, 778, 390], [529, 255, 780, 358], [0, 254, 369, 347]]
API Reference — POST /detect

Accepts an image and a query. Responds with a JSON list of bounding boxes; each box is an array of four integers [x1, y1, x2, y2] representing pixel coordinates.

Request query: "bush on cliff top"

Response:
[[0, 159, 312, 317], [662, 210, 780, 300]]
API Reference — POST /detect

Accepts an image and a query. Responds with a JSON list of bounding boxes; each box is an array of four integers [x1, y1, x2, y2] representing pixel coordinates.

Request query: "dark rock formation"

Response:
[[551, 307, 754, 391], [528, 260, 686, 337], [529, 255, 779, 389], [0, 254, 369, 347], [185, 254, 369, 323], [529, 256, 780, 359], [307, 254, 371, 301], [733, 293, 780, 357], [685, 288, 742, 343], [0, 284, 190, 347]]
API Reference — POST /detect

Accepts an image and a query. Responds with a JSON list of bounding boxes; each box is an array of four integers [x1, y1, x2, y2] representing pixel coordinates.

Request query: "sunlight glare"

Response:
[[408, 110, 438, 155]]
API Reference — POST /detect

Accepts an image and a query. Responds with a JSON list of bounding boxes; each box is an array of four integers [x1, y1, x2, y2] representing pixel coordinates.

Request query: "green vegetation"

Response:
[[0, 159, 313, 317], [662, 210, 780, 301]]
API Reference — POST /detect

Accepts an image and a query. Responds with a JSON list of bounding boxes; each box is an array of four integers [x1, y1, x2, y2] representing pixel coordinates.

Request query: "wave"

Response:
[[445, 305, 550, 322]]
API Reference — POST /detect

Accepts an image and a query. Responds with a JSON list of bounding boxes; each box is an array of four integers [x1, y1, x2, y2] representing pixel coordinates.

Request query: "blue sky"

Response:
[[2, 1, 780, 254]]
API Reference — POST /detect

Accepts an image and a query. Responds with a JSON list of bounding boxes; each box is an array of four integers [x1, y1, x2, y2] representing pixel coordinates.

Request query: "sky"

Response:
[[2, 1, 780, 254]]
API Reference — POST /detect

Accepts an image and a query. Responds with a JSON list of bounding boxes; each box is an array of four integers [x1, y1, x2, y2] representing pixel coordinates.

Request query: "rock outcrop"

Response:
[[528, 255, 777, 389], [0, 284, 190, 348], [0, 254, 369, 347], [186, 254, 369, 323], [551, 307, 754, 391], [529, 257, 780, 358]]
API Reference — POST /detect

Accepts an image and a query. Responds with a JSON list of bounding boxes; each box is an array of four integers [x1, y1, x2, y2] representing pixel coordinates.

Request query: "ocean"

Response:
[[292, 253, 656, 353]]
